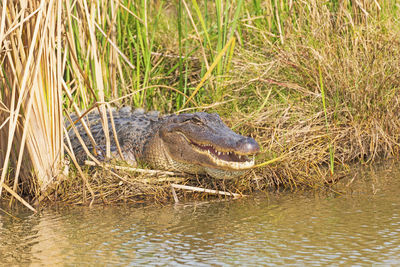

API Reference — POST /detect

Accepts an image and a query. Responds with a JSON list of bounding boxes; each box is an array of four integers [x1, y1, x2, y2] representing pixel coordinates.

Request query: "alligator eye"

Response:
[[191, 116, 204, 125]]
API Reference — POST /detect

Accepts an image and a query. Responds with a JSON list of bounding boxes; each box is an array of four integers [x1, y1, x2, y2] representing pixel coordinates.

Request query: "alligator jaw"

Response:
[[190, 141, 256, 170]]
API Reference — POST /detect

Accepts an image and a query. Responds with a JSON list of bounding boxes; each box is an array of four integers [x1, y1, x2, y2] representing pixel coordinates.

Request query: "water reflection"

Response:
[[1, 162, 400, 265]]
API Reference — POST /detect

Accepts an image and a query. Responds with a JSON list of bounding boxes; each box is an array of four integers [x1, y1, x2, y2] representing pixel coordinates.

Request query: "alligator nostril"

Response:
[[237, 137, 260, 154]]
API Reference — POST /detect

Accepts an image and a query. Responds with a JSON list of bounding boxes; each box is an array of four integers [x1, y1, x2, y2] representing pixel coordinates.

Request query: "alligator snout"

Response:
[[236, 137, 260, 154]]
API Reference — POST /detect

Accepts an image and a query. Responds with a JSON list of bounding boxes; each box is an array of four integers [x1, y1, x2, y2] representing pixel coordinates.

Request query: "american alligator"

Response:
[[67, 107, 259, 179]]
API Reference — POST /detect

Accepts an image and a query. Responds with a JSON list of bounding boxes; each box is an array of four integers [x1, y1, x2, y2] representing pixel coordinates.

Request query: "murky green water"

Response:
[[1, 162, 400, 266]]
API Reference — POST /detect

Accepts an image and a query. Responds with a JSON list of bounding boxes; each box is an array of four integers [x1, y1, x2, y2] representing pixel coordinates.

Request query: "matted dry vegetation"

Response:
[[1, 1, 400, 209]]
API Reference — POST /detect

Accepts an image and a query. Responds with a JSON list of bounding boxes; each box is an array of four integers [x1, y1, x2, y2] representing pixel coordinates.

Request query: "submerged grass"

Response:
[[1, 0, 400, 206]]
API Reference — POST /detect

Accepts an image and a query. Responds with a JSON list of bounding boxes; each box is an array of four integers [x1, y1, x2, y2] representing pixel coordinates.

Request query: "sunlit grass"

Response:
[[0, 0, 64, 211]]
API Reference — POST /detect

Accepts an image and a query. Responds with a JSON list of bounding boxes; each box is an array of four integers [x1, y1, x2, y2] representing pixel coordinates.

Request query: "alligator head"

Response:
[[146, 112, 260, 179]]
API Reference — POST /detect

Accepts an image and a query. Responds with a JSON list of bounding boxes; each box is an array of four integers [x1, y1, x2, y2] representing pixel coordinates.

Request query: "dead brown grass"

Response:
[[47, 162, 255, 205], [0, 1, 63, 212]]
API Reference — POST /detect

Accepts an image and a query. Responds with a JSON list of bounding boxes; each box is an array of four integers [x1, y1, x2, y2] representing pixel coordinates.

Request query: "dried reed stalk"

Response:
[[84, 160, 185, 177], [171, 183, 243, 198], [0, 0, 63, 209]]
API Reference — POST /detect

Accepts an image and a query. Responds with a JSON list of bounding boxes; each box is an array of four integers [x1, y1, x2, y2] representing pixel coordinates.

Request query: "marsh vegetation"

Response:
[[0, 1, 399, 208]]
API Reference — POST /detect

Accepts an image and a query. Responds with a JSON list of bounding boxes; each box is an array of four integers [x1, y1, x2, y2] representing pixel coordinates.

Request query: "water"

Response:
[[1, 162, 400, 266]]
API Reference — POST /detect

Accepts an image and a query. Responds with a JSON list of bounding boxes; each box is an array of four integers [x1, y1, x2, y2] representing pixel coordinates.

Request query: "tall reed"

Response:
[[0, 0, 63, 211]]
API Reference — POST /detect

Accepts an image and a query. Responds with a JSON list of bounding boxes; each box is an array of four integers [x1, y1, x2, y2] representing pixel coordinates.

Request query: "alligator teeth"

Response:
[[210, 156, 255, 170], [202, 148, 255, 170], [190, 141, 256, 170]]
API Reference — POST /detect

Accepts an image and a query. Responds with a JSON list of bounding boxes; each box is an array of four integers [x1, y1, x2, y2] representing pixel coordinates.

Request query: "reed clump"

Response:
[[1, 1, 400, 207]]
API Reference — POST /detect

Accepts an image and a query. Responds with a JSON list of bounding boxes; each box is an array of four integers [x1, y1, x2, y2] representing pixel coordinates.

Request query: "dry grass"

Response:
[[50, 161, 256, 205], [0, 1, 63, 211]]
